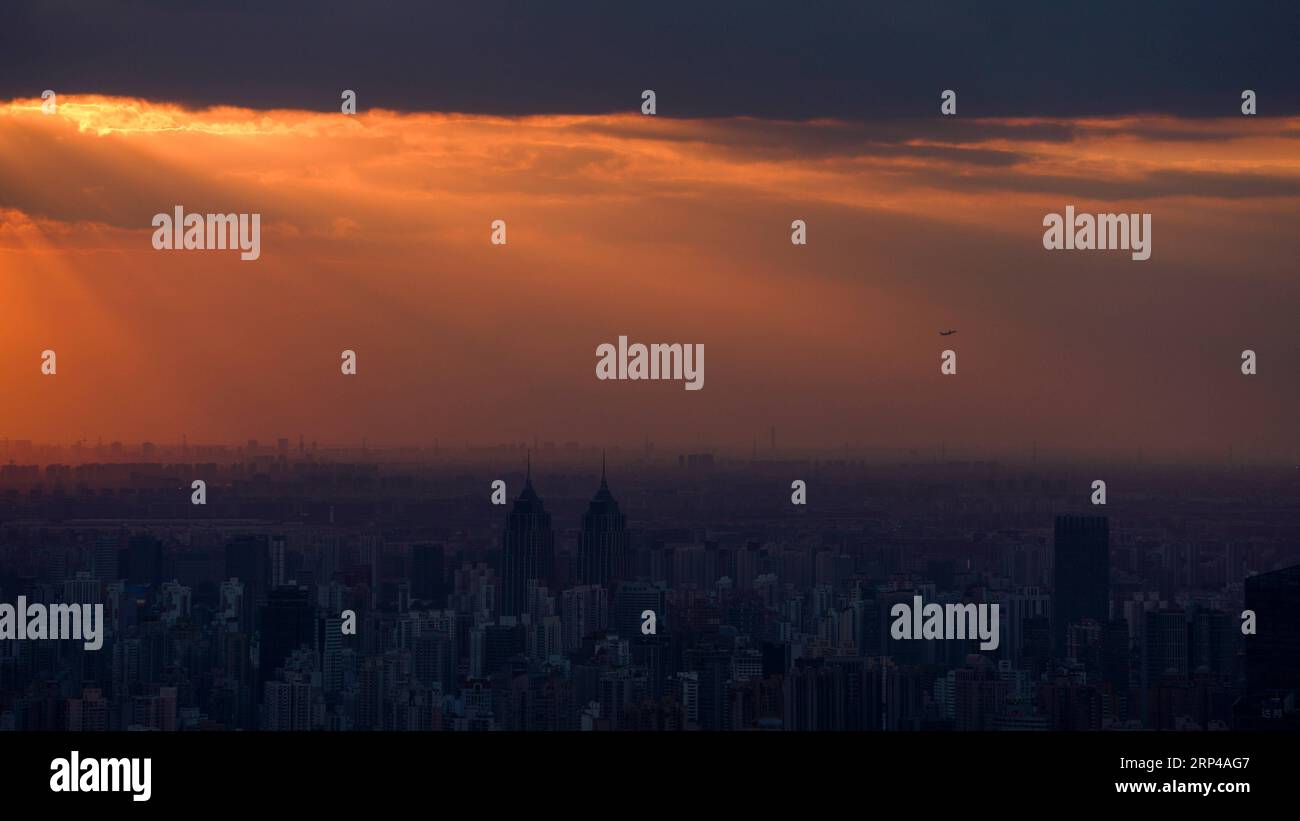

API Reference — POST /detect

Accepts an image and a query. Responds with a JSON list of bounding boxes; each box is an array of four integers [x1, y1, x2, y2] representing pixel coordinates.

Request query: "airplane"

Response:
[[939, 329, 957, 336]]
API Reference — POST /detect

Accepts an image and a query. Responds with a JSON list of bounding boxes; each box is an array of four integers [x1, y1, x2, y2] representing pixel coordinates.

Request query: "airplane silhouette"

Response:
[[939, 329, 957, 336]]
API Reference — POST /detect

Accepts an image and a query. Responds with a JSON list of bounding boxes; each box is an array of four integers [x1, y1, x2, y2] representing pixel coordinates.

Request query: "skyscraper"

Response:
[[93, 536, 123, 583], [500, 459, 555, 619], [257, 586, 314, 699], [1142, 609, 1188, 684], [1244, 564, 1300, 695], [125, 535, 163, 589], [1053, 515, 1109, 657], [411, 543, 446, 606], [225, 534, 270, 606], [269, 533, 287, 588], [578, 454, 628, 588], [615, 582, 664, 638], [561, 585, 608, 651]]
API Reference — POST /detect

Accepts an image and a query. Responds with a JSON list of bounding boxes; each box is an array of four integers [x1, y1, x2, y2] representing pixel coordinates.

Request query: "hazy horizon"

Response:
[[1, 434, 1295, 469]]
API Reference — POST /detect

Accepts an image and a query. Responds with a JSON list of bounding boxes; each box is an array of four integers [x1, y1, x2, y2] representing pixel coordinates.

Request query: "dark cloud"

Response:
[[2, 0, 1297, 117]]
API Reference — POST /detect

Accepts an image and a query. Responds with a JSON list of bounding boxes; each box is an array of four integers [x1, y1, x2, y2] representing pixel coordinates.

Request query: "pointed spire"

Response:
[[600, 449, 607, 487], [525, 450, 532, 487]]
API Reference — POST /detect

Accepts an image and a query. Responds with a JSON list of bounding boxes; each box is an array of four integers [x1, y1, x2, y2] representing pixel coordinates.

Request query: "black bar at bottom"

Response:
[[2, 731, 1284, 807]]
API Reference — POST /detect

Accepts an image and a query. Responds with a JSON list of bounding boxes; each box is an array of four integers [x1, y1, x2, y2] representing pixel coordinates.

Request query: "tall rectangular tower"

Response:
[[1053, 515, 1109, 656]]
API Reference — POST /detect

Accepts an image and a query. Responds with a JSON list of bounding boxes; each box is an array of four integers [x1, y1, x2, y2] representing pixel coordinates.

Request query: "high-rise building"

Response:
[[125, 535, 163, 588], [93, 536, 123, 583], [561, 585, 608, 651], [684, 645, 731, 731], [471, 621, 525, 679], [499, 461, 555, 618], [1000, 586, 1050, 664], [1189, 606, 1232, 681], [220, 578, 245, 625], [577, 456, 628, 588], [263, 679, 313, 730], [1052, 515, 1109, 656], [318, 615, 344, 694], [63, 572, 101, 605], [614, 582, 664, 638], [412, 631, 455, 692], [317, 534, 341, 584], [1101, 618, 1132, 719], [784, 657, 848, 731], [67, 688, 109, 732], [1244, 564, 1300, 695], [411, 543, 445, 606], [1141, 608, 1189, 725], [225, 535, 270, 605], [1142, 609, 1188, 682], [269, 533, 287, 588], [257, 586, 314, 698]]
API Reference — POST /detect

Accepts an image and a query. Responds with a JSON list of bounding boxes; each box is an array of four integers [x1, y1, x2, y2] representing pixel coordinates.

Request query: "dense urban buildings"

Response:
[[0, 439, 1297, 732]]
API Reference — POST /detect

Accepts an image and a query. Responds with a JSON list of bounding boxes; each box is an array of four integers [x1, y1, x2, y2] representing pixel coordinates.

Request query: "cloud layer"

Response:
[[4, 1, 1299, 117]]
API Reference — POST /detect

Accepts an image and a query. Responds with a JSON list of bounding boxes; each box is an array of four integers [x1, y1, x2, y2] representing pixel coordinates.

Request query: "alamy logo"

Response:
[[50, 751, 151, 802], [890, 595, 1000, 650], [596, 336, 704, 391], [0, 597, 103, 650], [151, 206, 261, 261], [1042, 205, 1151, 261]]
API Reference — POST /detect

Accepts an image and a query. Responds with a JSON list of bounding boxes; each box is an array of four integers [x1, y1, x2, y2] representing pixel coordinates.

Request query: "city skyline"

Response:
[[2, 455, 1296, 733], [2, 433, 1297, 468]]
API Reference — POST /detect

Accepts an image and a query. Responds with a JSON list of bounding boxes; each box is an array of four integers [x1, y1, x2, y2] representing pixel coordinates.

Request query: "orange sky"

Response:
[[2, 95, 1298, 460]]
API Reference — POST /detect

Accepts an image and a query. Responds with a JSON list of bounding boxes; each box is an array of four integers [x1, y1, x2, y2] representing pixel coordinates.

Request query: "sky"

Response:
[[1, 4, 1298, 461]]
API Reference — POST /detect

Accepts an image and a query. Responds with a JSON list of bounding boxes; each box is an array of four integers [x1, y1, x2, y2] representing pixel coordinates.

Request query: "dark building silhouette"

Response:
[[685, 645, 730, 731], [499, 460, 555, 618], [1101, 618, 1132, 720], [578, 455, 628, 588], [953, 663, 1001, 731], [93, 536, 123, 582], [785, 657, 849, 731], [125, 535, 163, 588], [257, 586, 314, 702], [480, 622, 526, 679], [1052, 515, 1109, 656], [1189, 606, 1232, 681], [226, 534, 270, 605], [1143, 610, 1188, 683], [411, 543, 445, 606], [1245, 564, 1300, 695], [614, 582, 664, 637]]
